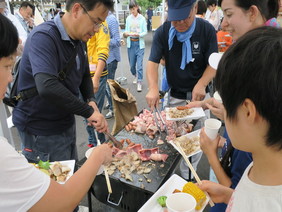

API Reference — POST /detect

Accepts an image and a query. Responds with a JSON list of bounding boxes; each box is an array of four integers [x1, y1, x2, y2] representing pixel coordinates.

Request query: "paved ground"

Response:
[[11, 31, 212, 212]]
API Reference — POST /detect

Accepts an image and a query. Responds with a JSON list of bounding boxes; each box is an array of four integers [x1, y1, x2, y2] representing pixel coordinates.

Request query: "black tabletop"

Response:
[[107, 128, 181, 194]]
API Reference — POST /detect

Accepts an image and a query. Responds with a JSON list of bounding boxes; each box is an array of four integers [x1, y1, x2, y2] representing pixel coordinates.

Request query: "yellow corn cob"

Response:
[[182, 182, 206, 210]]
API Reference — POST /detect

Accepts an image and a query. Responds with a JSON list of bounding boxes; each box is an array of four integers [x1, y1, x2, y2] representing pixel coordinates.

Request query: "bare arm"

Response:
[[29, 144, 112, 212], [200, 129, 232, 187], [188, 98, 225, 121], [92, 59, 106, 93], [192, 65, 216, 101], [146, 61, 160, 110], [198, 180, 233, 204]]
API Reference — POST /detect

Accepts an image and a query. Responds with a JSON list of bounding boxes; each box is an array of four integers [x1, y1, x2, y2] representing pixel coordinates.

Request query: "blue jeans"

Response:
[[127, 41, 144, 82], [85, 75, 107, 145], [106, 60, 118, 111], [18, 122, 77, 163]]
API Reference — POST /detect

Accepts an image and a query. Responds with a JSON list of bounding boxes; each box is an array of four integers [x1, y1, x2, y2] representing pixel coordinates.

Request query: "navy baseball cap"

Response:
[[167, 0, 196, 21]]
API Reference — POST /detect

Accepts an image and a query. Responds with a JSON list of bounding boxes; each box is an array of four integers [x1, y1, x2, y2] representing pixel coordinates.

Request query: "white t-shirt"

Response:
[[0, 137, 50, 212], [226, 162, 282, 212]]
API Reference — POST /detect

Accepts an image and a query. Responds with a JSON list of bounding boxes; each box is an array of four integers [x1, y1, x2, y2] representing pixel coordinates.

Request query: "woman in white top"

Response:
[[0, 12, 112, 212]]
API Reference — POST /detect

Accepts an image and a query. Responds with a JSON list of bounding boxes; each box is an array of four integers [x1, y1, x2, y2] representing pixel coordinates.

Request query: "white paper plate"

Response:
[[138, 174, 208, 212], [166, 107, 206, 121], [209, 52, 223, 70], [85, 147, 95, 158], [50, 160, 75, 184], [169, 129, 202, 158], [85, 147, 103, 175]]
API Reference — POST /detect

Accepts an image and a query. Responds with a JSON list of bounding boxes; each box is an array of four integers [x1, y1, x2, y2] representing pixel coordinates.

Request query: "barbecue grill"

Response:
[[78, 127, 181, 212], [77, 110, 203, 211]]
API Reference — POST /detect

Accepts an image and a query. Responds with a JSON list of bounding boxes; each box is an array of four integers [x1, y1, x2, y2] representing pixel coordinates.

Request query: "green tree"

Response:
[[136, 0, 162, 14]]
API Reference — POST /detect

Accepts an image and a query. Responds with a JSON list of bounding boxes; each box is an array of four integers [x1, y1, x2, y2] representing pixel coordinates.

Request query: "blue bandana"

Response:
[[168, 19, 196, 70]]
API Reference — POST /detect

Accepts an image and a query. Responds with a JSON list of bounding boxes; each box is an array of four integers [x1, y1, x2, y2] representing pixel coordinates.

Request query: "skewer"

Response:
[[94, 130, 112, 194], [176, 142, 214, 207]]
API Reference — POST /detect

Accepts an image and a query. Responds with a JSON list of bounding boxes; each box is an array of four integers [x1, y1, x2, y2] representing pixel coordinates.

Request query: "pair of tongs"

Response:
[[103, 131, 123, 149], [153, 107, 168, 135]]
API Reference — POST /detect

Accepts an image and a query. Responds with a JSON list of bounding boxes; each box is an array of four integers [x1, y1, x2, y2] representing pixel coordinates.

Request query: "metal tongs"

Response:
[[103, 131, 123, 149], [153, 106, 168, 136]]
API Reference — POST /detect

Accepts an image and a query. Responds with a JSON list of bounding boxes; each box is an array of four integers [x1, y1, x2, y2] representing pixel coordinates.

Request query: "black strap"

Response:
[[18, 50, 77, 101], [58, 50, 77, 81]]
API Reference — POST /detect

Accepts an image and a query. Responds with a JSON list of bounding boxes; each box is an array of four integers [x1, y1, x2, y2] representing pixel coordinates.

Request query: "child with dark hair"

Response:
[[196, 0, 207, 18], [188, 0, 280, 211], [0, 11, 113, 211], [199, 26, 282, 211], [205, 0, 222, 31]]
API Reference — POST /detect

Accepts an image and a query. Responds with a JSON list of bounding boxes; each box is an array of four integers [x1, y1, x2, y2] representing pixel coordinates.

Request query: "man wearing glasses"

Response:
[[12, 0, 114, 164], [146, 0, 218, 180]]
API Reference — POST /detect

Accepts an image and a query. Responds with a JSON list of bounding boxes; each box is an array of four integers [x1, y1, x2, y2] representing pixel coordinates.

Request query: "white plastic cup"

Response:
[[85, 147, 103, 175], [166, 193, 196, 212], [213, 91, 222, 103], [204, 118, 222, 140]]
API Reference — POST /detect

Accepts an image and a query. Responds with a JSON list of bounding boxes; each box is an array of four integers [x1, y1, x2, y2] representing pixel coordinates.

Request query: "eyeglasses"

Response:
[[80, 4, 103, 29]]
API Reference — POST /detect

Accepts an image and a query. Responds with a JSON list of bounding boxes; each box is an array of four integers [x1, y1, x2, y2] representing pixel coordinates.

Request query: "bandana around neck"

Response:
[[168, 19, 196, 70]]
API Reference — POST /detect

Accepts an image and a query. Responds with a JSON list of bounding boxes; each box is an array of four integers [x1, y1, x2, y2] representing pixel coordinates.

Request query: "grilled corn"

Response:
[[182, 182, 206, 210]]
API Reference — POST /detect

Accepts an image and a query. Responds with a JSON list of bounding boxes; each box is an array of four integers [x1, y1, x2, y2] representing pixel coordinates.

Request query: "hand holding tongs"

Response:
[[153, 106, 168, 135], [103, 131, 123, 149]]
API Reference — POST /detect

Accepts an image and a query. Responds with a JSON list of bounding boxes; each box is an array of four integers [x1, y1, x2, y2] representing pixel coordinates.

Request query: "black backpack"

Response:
[[3, 51, 77, 107]]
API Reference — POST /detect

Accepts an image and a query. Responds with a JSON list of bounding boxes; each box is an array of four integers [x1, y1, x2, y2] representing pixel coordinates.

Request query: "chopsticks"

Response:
[[94, 130, 112, 194], [176, 142, 214, 207]]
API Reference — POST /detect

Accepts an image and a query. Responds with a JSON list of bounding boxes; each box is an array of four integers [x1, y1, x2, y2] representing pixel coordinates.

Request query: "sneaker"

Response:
[[87, 144, 95, 148], [137, 82, 142, 92], [105, 110, 114, 119], [103, 103, 110, 110], [133, 77, 137, 84], [78, 206, 89, 212]]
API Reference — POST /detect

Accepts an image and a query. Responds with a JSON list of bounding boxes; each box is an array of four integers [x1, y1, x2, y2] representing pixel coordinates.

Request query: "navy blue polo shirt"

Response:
[[149, 18, 218, 99], [13, 15, 90, 135]]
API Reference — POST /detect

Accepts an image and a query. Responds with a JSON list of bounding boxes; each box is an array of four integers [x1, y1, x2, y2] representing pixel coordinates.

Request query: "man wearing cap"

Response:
[[146, 0, 218, 179]]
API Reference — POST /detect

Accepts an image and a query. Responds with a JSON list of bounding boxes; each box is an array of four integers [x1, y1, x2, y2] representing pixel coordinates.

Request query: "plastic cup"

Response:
[[213, 91, 222, 103], [166, 193, 196, 212], [204, 118, 222, 140], [85, 147, 103, 175]]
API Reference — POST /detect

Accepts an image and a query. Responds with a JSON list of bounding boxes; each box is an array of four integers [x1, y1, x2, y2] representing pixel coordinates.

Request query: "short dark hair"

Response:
[[215, 26, 282, 150], [20, 1, 34, 10], [197, 0, 207, 15], [219, 0, 279, 20], [65, 0, 114, 12], [207, 0, 217, 7], [0, 14, 18, 58]]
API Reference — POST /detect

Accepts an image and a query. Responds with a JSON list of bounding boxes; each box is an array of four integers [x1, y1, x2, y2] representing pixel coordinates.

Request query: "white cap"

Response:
[[209, 52, 223, 70]]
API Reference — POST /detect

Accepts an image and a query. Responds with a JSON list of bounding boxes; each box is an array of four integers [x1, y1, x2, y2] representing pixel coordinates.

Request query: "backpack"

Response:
[[3, 50, 77, 107]]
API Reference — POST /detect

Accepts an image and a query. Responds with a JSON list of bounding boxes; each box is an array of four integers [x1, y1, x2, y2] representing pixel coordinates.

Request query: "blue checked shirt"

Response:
[[106, 13, 121, 64]]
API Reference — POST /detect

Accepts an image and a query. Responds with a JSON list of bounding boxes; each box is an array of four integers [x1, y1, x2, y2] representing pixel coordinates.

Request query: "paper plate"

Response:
[[165, 107, 206, 121], [209, 52, 223, 70], [138, 174, 209, 212]]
